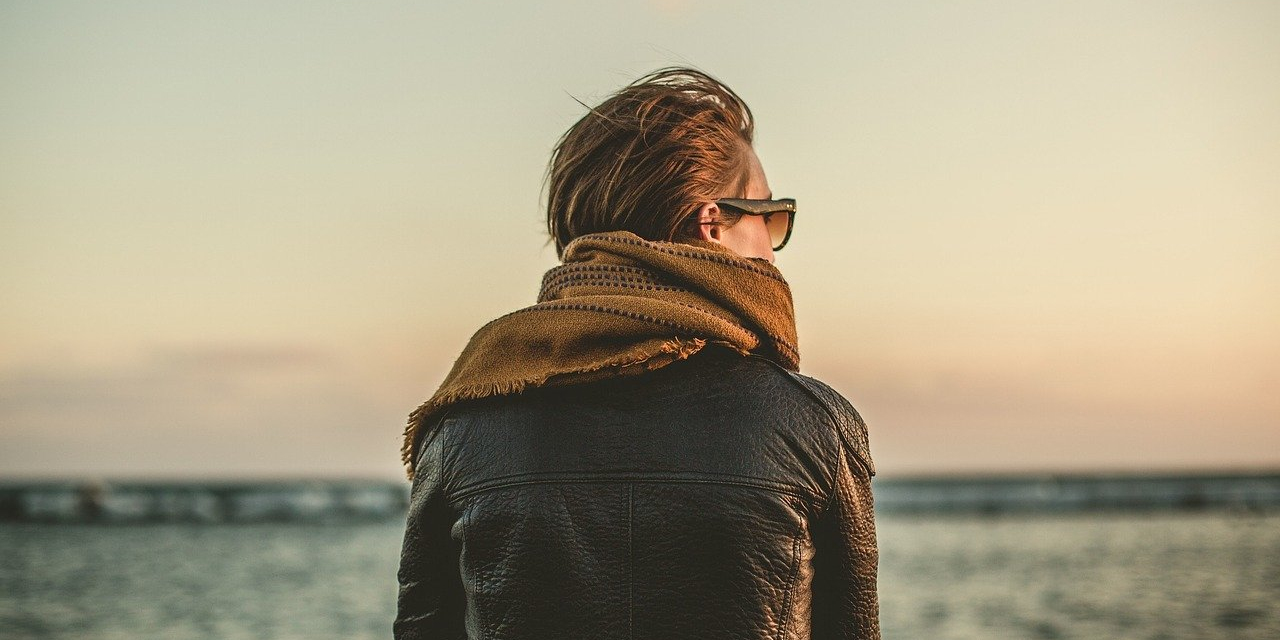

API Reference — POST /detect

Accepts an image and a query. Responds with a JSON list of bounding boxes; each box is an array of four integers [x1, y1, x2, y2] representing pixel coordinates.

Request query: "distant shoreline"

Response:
[[871, 470, 1280, 515], [1, 470, 1277, 523]]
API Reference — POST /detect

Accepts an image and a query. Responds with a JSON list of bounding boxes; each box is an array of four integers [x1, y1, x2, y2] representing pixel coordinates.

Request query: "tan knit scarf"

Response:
[[400, 230, 800, 481]]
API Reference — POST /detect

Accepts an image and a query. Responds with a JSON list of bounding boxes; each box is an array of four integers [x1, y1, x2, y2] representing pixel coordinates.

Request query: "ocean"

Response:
[[1, 478, 1278, 639], [875, 511, 1278, 639]]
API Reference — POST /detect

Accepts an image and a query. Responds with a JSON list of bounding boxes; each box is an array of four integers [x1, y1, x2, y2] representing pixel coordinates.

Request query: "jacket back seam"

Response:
[[449, 468, 817, 501], [776, 523, 803, 640], [627, 483, 634, 640], [466, 505, 487, 640], [447, 476, 816, 506]]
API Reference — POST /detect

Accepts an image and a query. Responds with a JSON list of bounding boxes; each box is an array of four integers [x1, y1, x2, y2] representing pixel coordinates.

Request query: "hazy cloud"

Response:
[[145, 343, 337, 374], [0, 341, 405, 480]]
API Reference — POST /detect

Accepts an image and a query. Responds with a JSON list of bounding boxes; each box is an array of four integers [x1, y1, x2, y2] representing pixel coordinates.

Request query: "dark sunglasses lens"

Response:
[[765, 211, 790, 249]]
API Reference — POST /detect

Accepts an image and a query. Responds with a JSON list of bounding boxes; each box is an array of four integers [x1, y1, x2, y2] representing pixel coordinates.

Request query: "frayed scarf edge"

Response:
[[399, 336, 716, 482]]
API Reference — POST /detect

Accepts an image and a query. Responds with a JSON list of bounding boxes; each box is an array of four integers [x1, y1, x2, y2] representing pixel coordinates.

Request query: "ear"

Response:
[[696, 203, 722, 243]]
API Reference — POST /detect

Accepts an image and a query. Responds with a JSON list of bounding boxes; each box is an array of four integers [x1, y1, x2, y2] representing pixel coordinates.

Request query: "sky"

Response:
[[1, 0, 1276, 480]]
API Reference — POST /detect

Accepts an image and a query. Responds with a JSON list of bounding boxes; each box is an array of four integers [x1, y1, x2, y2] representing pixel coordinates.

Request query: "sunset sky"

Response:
[[2, 1, 1276, 480]]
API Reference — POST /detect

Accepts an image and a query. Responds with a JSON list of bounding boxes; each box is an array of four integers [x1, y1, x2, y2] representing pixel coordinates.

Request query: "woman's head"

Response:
[[546, 67, 767, 260]]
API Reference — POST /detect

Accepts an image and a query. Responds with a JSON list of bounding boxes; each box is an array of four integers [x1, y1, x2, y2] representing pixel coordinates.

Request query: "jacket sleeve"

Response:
[[394, 420, 466, 640], [809, 399, 881, 639]]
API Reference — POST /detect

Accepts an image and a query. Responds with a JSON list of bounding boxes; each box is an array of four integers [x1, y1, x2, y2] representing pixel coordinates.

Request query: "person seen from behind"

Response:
[[395, 66, 880, 639]]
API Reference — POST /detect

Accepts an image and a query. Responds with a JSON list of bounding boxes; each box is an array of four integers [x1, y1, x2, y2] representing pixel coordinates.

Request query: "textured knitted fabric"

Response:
[[400, 230, 800, 481]]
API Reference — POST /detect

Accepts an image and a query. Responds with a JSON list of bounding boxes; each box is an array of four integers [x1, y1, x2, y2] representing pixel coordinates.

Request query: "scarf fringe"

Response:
[[400, 336, 712, 481], [398, 230, 797, 483]]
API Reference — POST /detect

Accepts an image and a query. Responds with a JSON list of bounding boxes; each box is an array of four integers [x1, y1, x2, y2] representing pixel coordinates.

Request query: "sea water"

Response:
[[2, 512, 1276, 639]]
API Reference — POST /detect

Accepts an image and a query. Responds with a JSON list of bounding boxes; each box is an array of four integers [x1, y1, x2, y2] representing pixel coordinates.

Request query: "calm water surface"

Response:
[[2, 512, 1277, 639], [876, 512, 1279, 639]]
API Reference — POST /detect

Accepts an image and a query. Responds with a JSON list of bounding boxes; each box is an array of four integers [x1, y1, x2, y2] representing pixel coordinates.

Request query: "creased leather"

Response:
[[779, 371, 876, 479], [395, 345, 879, 639], [399, 230, 801, 482]]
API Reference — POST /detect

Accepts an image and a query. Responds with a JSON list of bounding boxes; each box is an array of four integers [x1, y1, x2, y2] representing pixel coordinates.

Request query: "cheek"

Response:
[[749, 217, 772, 244]]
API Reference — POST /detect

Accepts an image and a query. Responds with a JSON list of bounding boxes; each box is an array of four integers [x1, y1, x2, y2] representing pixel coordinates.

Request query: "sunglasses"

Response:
[[714, 197, 797, 251]]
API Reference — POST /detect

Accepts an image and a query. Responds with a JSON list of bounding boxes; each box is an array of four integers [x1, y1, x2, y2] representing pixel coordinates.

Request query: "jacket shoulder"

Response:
[[759, 360, 876, 478]]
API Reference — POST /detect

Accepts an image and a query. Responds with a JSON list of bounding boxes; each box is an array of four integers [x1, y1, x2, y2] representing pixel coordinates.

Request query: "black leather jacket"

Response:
[[395, 344, 879, 639]]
